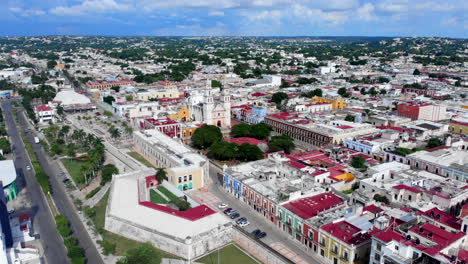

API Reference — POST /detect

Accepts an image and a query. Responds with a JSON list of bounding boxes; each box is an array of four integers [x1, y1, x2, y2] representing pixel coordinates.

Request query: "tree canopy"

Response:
[[271, 92, 288, 105], [230, 123, 272, 140], [191, 124, 223, 149], [268, 136, 295, 154], [117, 243, 161, 264]]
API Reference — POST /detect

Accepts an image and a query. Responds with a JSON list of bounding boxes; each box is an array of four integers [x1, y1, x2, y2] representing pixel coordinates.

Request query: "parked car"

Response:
[[218, 203, 228, 209], [252, 229, 266, 239], [256, 231, 267, 239], [223, 208, 233, 214], [236, 217, 247, 224], [26, 166, 31, 171], [226, 209, 237, 216], [229, 212, 240, 219], [62, 178, 71, 184], [238, 221, 250, 227]]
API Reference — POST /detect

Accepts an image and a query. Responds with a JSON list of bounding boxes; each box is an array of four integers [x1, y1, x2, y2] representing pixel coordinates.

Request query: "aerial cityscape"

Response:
[[0, 1, 467, 264]]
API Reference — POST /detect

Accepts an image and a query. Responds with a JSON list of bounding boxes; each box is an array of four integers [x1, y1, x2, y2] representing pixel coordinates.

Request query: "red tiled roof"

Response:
[[139, 201, 216, 221], [393, 184, 421, 194], [363, 204, 384, 215], [322, 220, 372, 246], [451, 120, 468, 126], [227, 137, 266, 146], [426, 146, 449, 152], [144, 118, 179, 126], [420, 207, 462, 230], [282, 192, 343, 220], [337, 125, 353, 129], [35, 104, 52, 111]]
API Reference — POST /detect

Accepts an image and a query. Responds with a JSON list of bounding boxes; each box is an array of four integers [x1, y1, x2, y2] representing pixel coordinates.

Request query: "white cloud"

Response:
[[442, 17, 457, 25], [50, 0, 132, 16], [9, 7, 45, 16], [250, 10, 283, 24], [357, 3, 377, 21], [292, 4, 349, 25], [209, 11, 225, 16]]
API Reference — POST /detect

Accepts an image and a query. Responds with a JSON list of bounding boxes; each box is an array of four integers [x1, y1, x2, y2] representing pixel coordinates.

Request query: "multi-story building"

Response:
[[188, 90, 231, 128], [86, 78, 134, 89], [245, 106, 267, 124], [370, 223, 466, 264], [105, 169, 232, 260], [133, 130, 208, 191], [397, 102, 446, 121], [133, 89, 181, 101], [319, 220, 373, 264], [34, 104, 55, 124], [278, 192, 344, 244], [450, 119, 468, 135], [140, 118, 181, 138], [310, 96, 347, 109], [265, 115, 377, 146]]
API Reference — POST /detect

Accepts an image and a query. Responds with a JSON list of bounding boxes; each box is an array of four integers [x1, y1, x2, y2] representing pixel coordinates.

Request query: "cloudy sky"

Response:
[[1, 0, 467, 37]]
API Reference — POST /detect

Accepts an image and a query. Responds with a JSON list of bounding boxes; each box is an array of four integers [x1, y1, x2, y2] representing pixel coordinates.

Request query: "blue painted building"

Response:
[[223, 173, 243, 199], [245, 107, 267, 124]]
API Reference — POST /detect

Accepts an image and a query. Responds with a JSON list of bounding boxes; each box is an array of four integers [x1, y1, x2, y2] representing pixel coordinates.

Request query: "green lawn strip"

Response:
[[157, 186, 179, 201], [127, 151, 156, 168], [61, 158, 86, 189], [21, 134, 51, 193], [149, 189, 168, 204], [196, 244, 259, 264]]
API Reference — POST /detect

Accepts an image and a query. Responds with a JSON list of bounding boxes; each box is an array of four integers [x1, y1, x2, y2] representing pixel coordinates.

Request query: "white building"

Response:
[[188, 90, 231, 128], [105, 169, 232, 260], [34, 105, 55, 124]]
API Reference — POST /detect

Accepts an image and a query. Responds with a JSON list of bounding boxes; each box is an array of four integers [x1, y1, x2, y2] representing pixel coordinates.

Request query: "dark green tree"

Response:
[[237, 143, 263, 161], [250, 123, 272, 140], [268, 136, 295, 154], [351, 156, 366, 169], [413, 69, 421, 75], [103, 96, 115, 105], [231, 123, 251, 138], [191, 125, 223, 149], [345, 115, 355, 122], [156, 168, 168, 183], [338, 87, 348, 96], [426, 138, 443, 149], [208, 141, 237, 160], [101, 164, 119, 185], [117, 243, 161, 264], [0, 138, 11, 153], [271, 92, 288, 105], [211, 80, 222, 88]]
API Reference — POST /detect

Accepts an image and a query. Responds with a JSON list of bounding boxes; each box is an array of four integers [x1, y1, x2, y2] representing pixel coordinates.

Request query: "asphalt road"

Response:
[[207, 163, 322, 264], [2, 99, 69, 264], [8, 100, 104, 264]]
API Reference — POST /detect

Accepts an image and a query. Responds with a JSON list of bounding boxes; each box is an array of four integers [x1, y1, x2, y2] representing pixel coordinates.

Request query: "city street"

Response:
[[204, 163, 324, 264], [2, 100, 69, 264], [6, 100, 104, 264]]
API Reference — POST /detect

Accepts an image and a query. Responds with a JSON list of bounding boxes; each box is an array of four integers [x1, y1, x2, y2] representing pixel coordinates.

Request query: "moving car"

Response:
[[218, 203, 228, 209], [62, 178, 71, 184], [26, 166, 31, 171]]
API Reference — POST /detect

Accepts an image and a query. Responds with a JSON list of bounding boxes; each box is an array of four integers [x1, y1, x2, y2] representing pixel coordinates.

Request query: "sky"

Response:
[[1, 0, 467, 37]]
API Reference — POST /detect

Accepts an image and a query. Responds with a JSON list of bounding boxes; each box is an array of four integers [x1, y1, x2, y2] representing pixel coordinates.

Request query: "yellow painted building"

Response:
[[449, 120, 468, 135], [135, 89, 181, 101], [318, 221, 371, 264], [133, 130, 209, 191], [311, 96, 347, 109], [169, 105, 190, 121]]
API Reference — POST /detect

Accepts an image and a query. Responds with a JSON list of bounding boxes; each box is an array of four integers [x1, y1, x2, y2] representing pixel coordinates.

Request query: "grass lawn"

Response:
[[157, 186, 179, 201], [196, 244, 259, 264], [61, 158, 87, 189], [127, 151, 156, 168], [150, 189, 168, 204]]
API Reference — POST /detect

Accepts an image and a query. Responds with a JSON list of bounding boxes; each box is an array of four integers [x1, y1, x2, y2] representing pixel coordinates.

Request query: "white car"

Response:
[[238, 221, 250, 227], [218, 203, 228, 209], [26, 166, 31, 171]]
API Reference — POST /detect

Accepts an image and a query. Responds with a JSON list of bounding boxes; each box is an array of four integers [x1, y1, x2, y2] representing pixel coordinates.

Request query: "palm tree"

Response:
[[109, 127, 120, 140]]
